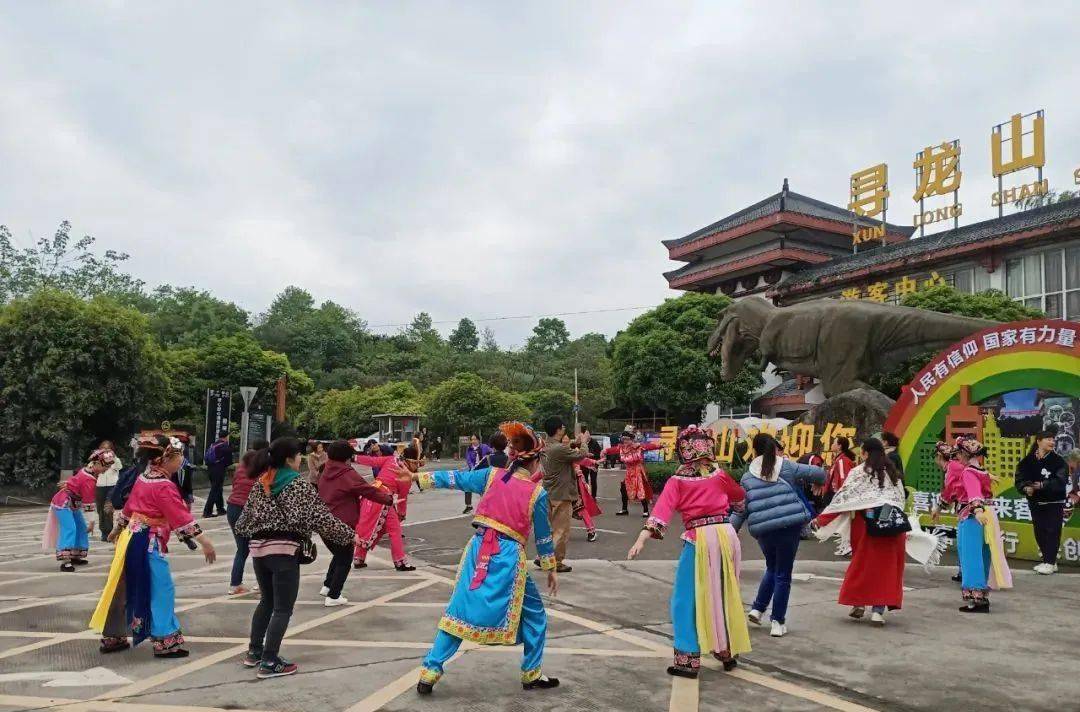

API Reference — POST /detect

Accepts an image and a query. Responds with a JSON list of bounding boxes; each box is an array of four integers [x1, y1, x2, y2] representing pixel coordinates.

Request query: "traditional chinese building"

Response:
[[664, 181, 1080, 417]]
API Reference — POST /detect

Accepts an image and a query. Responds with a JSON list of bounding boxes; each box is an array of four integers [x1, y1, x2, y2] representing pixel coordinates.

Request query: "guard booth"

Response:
[[373, 413, 421, 445]]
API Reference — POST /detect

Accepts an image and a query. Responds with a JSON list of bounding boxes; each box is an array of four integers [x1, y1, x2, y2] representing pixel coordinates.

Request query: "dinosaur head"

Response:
[[708, 302, 761, 380]]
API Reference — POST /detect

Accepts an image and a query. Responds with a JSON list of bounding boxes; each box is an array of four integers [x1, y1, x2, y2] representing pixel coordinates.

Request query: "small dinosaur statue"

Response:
[[707, 296, 998, 397]]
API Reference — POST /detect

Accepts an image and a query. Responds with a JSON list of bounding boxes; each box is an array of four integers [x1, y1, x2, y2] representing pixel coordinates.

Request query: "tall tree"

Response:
[[611, 293, 761, 421], [137, 286, 250, 346], [481, 327, 499, 352], [526, 317, 570, 353], [0, 221, 145, 303], [0, 291, 168, 488], [253, 287, 367, 374], [869, 286, 1044, 398], [405, 312, 442, 345], [423, 373, 529, 436], [448, 318, 480, 353]]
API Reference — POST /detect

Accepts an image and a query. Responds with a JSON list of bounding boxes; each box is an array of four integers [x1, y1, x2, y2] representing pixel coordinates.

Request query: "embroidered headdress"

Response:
[[674, 425, 716, 476], [934, 441, 956, 459], [956, 435, 986, 457], [500, 421, 544, 462]]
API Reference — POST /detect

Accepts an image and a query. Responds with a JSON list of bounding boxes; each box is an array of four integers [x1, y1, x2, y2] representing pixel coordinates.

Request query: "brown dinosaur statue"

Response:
[[707, 296, 998, 397]]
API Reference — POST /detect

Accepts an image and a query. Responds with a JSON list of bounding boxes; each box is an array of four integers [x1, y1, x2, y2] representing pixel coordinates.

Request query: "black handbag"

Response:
[[864, 503, 912, 537], [271, 492, 318, 565], [298, 537, 318, 565]]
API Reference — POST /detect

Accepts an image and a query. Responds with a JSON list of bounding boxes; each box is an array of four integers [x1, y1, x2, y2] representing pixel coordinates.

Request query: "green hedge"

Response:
[[646, 461, 746, 494]]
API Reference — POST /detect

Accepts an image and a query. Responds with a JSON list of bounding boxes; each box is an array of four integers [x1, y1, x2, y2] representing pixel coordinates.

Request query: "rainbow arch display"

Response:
[[883, 318, 1080, 467]]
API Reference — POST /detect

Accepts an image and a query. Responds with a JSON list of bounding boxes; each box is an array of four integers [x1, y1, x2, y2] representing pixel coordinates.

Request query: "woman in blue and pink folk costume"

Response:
[[43, 449, 115, 571], [627, 426, 751, 679], [400, 422, 561, 696]]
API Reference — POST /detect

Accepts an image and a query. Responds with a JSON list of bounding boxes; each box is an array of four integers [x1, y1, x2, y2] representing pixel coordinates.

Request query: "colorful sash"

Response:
[[693, 524, 751, 658], [89, 527, 134, 633], [470, 527, 501, 590], [981, 507, 1013, 590]]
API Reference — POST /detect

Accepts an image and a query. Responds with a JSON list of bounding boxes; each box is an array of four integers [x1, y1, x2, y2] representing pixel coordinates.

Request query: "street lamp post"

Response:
[[239, 387, 258, 455]]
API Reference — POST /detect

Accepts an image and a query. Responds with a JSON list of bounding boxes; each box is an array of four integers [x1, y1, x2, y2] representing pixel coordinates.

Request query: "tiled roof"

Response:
[[662, 186, 915, 249], [756, 379, 805, 400], [777, 197, 1080, 290]]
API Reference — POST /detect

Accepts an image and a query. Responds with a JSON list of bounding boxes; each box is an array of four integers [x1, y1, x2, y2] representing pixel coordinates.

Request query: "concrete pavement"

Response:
[[0, 463, 1075, 712]]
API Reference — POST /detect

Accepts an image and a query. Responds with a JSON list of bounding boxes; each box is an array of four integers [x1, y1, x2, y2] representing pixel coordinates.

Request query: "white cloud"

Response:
[[0, 1, 1077, 346]]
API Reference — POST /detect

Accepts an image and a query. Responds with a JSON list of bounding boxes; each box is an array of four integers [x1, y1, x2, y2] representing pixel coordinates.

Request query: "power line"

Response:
[[367, 304, 657, 330]]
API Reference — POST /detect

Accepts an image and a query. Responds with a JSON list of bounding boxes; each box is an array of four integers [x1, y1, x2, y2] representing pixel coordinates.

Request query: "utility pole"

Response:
[[573, 368, 580, 435]]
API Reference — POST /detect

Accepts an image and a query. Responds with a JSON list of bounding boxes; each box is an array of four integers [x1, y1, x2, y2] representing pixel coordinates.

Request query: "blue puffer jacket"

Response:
[[730, 457, 827, 537]]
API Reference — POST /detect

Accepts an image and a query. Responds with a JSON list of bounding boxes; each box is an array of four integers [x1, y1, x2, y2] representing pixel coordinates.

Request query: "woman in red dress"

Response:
[[814, 438, 906, 627]]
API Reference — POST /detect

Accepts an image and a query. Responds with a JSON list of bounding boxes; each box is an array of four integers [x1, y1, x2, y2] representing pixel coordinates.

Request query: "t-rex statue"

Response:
[[707, 296, 998, 397]]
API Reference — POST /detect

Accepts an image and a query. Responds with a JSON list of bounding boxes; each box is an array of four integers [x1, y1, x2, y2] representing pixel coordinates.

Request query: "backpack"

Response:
[[109, 462, 143, 510], [204, 442, 220, 466]]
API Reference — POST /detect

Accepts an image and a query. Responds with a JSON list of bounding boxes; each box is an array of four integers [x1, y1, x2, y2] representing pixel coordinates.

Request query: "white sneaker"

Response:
[[324, 596, 348, 607], [1033, 563, 1054, 575], [319, 586, 330, 596], [747, 610, 763, 626], [870, 611, 885, 626], [835, 544, 852, 557], [770, 621, 787, 637]]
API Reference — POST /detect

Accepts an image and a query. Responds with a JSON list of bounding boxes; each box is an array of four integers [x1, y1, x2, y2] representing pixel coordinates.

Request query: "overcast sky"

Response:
[[2, 2, 1078, 348]]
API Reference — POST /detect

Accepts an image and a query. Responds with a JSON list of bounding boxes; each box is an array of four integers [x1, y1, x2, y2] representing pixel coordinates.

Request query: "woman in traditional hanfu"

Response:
[[814, 438, 944, 627], [90, 436, 217, 657], [602, 431, 662, 517], [573, 456, 603, 542], [407, 422, 560, 695], [44, 449, 114, 571], [352, 440, 421, 571], [952, 436, 1012, 613], [627, 426, 751, 679]]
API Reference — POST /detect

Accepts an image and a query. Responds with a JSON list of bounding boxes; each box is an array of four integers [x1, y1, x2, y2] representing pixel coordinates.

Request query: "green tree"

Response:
[[448, 318, 480, 353], [254, 286, 368, 374], [0, 222, 145, 303], [164, 333, 314, 426], [0, 291, 168, 488], [423, 373, 530, 436], [526, 317, 570, 353], [522, 389, 575, 426], [405, 312, 442, 345], [134, 286, 250, 346], [611, 293, 761, 421], [868, 285, 1044, 398], [316, 381, 425, 437], [480, 327, 499, 352]]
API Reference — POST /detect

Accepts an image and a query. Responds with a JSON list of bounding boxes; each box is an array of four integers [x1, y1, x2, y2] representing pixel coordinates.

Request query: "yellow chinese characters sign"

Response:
[[714, 422, 858, 466], [840, 271, 946, 302], [849, 163, 888, 245], [912, 140, 962, 231], [990, 111, 1048, 212]]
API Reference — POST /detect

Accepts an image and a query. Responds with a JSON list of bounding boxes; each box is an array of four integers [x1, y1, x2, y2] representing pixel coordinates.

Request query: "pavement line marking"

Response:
[[91, 577, 439, 702], [0, 695, 276, 712], [402, 513, 470, 527], [702, 659, 880, 712], [473, 645, 665, 658], [669, 674, 699, 712], [571, 526, 625, 534], [343, 649, 469, 712]]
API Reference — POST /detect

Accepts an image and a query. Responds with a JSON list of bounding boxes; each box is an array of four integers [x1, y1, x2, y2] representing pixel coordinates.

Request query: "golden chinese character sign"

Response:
[[839, 270, 947, 302], [849, 163, 888, 246], [713, 422, 859, 466], [912, 139, 962, 233], [990, 110, 1048, 214]]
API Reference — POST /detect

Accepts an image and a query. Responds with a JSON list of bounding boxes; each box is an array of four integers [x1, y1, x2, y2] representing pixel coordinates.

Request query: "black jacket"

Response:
[[1015, 450, 1068, 504]]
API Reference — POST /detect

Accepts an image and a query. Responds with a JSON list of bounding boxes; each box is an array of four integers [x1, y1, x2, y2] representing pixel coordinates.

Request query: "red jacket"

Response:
[[228, 462, 256, 506], [317, 459, 393, 529], [827, 454, 854, 493]]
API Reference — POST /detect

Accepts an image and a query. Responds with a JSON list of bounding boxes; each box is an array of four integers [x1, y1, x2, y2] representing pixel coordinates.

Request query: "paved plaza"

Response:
[[0, 467, 1076, 712]]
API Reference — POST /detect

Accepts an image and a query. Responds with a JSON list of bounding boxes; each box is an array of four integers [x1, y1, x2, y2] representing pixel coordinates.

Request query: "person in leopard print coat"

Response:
[[235, 437, 358, 679]]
